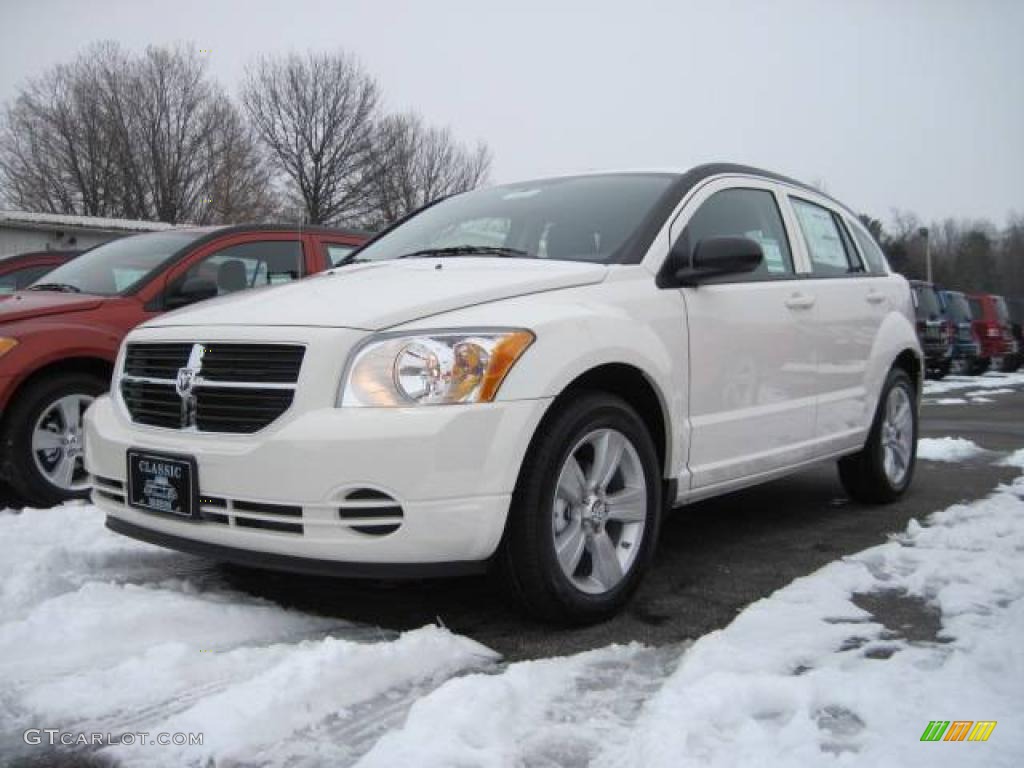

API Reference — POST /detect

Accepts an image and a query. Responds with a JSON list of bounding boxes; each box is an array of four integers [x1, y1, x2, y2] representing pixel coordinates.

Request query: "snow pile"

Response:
[[0, 505, 496, 767], [610, 475, 1024, 767], [364, 475, 1024, 768], [916, 436, 986, 462], [923, 371, 1024, 397], [999, 448, 1024, 469]]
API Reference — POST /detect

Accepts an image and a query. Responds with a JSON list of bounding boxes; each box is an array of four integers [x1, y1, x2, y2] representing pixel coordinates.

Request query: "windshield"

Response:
[[946, 293, 972, 323], [352, 174, 677, 265], [912, 285, 942, 319], [994, 296, 1010, 323], [28, 230, 205, 296]]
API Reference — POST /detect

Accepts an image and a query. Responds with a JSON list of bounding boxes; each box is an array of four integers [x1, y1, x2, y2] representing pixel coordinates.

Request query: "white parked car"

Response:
[[85, 164, 922, 623]]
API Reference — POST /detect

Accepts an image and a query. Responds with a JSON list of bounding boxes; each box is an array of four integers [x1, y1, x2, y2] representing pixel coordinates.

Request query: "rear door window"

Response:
[[968, 297, 984, 319], [682, 188, 794, 278], [791, 198, 861, 276]]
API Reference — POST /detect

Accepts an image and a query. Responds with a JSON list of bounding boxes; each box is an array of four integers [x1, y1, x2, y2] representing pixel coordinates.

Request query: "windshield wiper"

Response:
[[397, 246, 534, 260], [29, 282, 82, 293]]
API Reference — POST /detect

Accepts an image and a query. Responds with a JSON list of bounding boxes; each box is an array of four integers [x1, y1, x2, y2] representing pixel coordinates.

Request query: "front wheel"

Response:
[[499, 392, 661, 624], [838, 368, 918, 504], [1, 372, 106, 507]]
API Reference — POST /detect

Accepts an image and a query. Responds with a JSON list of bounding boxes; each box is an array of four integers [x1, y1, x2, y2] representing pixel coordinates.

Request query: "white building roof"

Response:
[[0, 210, 177, 233]]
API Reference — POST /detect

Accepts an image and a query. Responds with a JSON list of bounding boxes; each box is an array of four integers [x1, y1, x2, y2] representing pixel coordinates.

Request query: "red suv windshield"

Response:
[[27, 230, 205, 296]]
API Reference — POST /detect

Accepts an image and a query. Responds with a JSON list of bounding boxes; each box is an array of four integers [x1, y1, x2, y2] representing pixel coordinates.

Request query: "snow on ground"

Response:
[[4, 454, 1024, 766], [923, 370, 1024, 397], [930, 397, 968, 405], [916, 436, 986, 462], [999, 448, 1024, 468], [364, 469, 1024, 768], [0, 505, 497, 767]]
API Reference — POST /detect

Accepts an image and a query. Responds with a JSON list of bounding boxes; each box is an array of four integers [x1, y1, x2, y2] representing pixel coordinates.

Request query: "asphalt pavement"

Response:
[[211, 385, 1024, 661]]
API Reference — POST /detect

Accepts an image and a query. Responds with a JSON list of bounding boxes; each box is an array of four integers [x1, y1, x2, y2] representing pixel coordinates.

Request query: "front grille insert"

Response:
[[120, 342, 304, 434], [124, 344, 193, 379]]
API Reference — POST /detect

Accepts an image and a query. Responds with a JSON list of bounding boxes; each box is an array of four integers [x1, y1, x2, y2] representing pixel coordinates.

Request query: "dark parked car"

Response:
[[939, 289, 985, 375], [0, 225, 369, 507], [0, 250, 81, 295], [968, 292, 1019, 373], [910, 280, 952, 378]]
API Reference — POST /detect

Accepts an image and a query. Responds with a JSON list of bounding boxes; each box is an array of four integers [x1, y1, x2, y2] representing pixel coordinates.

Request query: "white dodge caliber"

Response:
[[85, 164, 922, 623]]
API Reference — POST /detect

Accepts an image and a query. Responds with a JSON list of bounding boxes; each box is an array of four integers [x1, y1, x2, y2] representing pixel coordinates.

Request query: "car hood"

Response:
[[0, 291, 106, 323], [146, 259, 608, 330]]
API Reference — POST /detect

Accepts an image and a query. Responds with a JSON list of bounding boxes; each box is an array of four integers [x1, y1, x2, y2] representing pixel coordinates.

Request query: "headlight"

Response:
[[340, 330, 534, 406]]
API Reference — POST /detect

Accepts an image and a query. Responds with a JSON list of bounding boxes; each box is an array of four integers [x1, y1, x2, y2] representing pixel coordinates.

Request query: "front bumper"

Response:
[[85, 393, 552, 569]]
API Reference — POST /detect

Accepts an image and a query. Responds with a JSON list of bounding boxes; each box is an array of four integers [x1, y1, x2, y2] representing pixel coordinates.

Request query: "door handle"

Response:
[[785, 292, 815, 310], [866, 290, 887, 305]]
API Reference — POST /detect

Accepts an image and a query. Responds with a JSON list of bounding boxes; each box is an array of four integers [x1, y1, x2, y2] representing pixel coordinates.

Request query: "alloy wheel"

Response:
[[551, 428, 648, 595], [31, 393, 94, 492], [880, 385, 914, 487]]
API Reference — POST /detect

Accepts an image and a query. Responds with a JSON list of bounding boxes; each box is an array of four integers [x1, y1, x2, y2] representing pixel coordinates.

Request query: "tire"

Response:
[[0, 371, 107, 507], [499, 392, 662, 625], [932, 360, 950, 380], [838, 368, 917, 504], [999, 354, 1020, 373], [969, 358, 990, 376]]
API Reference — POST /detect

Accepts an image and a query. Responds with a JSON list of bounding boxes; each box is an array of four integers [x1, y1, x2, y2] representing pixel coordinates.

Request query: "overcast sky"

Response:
[[1, 0, 1021, 225]]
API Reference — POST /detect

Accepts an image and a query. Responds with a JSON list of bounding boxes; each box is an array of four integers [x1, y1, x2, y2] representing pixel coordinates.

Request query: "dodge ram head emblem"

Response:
[[175, 344, 205, 427]]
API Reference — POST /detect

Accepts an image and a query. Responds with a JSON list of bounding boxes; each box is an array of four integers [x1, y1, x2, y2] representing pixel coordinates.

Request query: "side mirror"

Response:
[[659, 236, 764, 287], [165, 277, 218, 309]]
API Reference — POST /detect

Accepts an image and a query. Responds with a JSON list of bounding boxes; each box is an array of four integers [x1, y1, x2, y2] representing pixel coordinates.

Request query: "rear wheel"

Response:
[[500, 392, 661, 624], [1, 372, 106, 507], [838, 368, 917, 504]]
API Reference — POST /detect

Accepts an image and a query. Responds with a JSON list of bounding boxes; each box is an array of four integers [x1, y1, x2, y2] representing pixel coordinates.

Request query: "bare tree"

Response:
[[196, 104, 279, 224], [364, 112, 491, 228], [0, 42, 276, 224], [241, 52, 379, 225], [0, 43, 127, 216]]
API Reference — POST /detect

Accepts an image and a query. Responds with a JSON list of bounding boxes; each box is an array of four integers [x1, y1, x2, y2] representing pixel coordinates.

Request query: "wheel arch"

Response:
[[892, 347, 924, 398], [532, 362, 672, 478], [1, 356, 113, 432]]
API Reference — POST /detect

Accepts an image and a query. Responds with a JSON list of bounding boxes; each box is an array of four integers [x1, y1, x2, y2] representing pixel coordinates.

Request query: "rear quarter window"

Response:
[[849, 225, 889, 274]]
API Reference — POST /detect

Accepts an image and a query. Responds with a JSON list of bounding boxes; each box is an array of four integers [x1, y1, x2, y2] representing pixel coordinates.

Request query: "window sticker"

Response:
[[744, 229, 786, 274], [794, 202, 847, 269]]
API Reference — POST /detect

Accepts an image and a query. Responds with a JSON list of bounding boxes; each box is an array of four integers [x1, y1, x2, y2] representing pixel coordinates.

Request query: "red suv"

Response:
[[0, 225, 368, 506], [968, 292, 1020, 373]]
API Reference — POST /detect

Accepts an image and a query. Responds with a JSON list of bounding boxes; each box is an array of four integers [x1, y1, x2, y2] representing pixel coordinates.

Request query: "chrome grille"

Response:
[[120, 342, 304, 434]]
